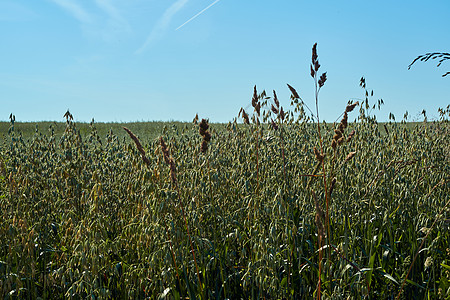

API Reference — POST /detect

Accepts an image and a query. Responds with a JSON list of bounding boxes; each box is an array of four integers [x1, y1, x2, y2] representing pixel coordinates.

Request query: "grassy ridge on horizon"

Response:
[[0, 121, 183, 144], [0, 119, 434, 144]]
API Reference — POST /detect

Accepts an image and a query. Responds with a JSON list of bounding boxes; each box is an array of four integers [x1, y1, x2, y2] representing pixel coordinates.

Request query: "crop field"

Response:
[[1, 49, 449, 299]]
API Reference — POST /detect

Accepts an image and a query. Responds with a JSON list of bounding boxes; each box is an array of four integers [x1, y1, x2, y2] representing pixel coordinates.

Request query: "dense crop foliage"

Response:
[[1, 47, 449, 299]]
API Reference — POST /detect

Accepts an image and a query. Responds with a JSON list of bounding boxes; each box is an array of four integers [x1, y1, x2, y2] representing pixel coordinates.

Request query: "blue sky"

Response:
[[1, 0, 449, 123]]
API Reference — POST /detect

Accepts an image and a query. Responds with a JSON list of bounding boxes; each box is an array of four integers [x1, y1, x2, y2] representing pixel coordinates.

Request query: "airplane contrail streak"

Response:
[[176, 0, 221, 31]]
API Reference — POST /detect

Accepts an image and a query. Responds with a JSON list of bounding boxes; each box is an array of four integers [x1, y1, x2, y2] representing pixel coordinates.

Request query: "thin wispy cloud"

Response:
[[176, 0, 221, 31], [50, 0, 132, 42], [94, 0, 130, 31], [49, 0, 92, 24], [135, 0, 189, 54]]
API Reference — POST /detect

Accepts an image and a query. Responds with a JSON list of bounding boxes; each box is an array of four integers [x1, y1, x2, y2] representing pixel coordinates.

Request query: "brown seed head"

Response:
[[331, 139, 337, 150], [279, 107, 285, 121], [271, 104, 278, 115], [318, 72, 327, 88], [340, 112, 348, 131], [287, 84, 300, 99], [200, 140, 208, 153], [123, 127, 144, 155], [124, 127, 151, 167], [255, 102, 261, 115], [199, 119, 209, 132], [159, 137, 171, 164], [360, 77, 366, 88], [252, 85, 258, 108], [333, 129, 343, 141], [273, 90, 279, 108], [314, 60, 320, 72], [310, 64, 315, 78], [271, 119, 278, 130], [242, 109, 250, 124], [239, 108, 250, 124], [203, 131, 211, 142], [314, 147, 324, 162], [312, 43, 318, 64], [345, 101, 359, 113], [169, 158, 177, 184], [346, 129, 355, 143]]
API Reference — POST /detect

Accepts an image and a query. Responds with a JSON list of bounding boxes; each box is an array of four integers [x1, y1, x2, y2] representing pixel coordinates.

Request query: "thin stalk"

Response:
[[255, 127, 260, 195], [278, 118, 291, 290], [157, 156, 183, 296], [163, 217, 182, 293], [174, 184, 204, 298], [279, 122, 287, 185], [314, 72, 329, 300], [206, 157, 227, 299]]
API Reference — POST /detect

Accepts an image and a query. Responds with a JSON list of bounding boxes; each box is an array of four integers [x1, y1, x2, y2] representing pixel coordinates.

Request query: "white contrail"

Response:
[[136, 0, 188, 54], [176, 0, 221, 31]]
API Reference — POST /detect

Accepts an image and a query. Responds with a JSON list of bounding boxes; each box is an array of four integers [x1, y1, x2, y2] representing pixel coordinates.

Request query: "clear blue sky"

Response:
[[1, 0, 449, 123]]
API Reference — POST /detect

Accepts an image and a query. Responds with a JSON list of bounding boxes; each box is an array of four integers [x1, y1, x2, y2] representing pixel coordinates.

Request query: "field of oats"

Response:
[[1, 48, 449, 300]]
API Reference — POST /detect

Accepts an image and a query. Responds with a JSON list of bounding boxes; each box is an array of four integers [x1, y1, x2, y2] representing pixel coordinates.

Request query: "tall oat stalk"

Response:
[[123, 128, 183, 292], [159, 136, 204, 298]]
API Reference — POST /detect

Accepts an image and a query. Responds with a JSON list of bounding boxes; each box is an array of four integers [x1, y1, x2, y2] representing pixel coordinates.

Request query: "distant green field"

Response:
[[0, 121, 190, 143], [0, 120, 428, 144]]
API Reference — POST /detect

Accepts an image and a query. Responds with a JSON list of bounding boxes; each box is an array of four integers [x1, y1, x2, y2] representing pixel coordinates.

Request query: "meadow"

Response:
[[1, 46, 449, 299]]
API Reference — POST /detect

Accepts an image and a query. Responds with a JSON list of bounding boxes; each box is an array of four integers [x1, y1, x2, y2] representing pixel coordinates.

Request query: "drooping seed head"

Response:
[[331, 139, 337, 150], [339, 112, 348, 131], [346, 129, 355, 143], [314, 147, 324, 162], [345, 101, 359, 113], [241, 109, 250, 124], [159, 137, 171, 164], [287, 84, 300, 99], [333, 129, 343, 141], [123, 127, 151, 167]]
